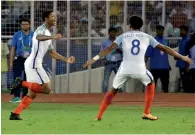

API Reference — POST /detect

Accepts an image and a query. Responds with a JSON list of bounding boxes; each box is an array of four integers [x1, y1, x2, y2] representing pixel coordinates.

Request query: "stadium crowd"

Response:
[[1, 1, 195, 94], [2, 1, 195, 37]]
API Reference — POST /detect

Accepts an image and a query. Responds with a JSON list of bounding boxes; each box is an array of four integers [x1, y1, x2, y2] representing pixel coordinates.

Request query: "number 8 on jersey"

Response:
[[131, 39, 140, 55]]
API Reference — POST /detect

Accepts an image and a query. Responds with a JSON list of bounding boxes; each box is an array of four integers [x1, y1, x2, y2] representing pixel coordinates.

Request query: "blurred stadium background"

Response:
[[1, 1, 195, 93]]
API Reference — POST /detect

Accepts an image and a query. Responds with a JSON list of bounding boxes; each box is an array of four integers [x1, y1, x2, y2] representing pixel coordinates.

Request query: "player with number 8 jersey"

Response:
[[116, 33, 157, 75], [83, 16, 192, 121]]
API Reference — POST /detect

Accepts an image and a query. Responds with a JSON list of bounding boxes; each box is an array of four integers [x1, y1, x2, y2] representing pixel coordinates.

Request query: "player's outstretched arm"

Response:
[[36, 34, 62, 41], [49, 50, 75, 64], [156, 44, 192, 65], [83, 43, 118, 68]]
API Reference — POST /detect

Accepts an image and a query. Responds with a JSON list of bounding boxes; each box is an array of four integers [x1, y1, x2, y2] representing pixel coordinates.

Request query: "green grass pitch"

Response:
[[1, 102, 195, 134]]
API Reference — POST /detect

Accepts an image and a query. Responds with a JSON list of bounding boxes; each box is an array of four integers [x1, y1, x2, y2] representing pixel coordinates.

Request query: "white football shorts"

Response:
[[112, 70, 153, 89], [25, 67, 50, 84]]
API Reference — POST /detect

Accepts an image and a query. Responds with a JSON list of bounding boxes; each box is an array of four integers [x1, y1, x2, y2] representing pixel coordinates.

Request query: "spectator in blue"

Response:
[[145, 25, 171, 93], [100, 27, 123, 93], [175, 25, 191, 93], [186, 33, 195, 93], [9, 18, 34, 103]]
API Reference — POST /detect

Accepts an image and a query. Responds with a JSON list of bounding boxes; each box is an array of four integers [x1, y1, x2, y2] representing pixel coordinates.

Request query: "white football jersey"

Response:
[[25, 24, 53, 68], [114, 31, 160, 74]]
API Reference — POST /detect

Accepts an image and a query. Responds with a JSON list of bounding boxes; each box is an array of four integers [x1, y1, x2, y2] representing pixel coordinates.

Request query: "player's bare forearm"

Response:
[[98, 43, 118, 58], [83, 43, 117, 68], [36, 34, 61, 41], [156, 44, 192, 64], [36, 35, 55, 41], [156, 44, 183, 59], [49, 50, 75, 64], [49, 50, 67, 62]]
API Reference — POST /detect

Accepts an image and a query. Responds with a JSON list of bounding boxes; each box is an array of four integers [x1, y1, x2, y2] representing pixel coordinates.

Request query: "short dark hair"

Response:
[[156, 25, 164, 30], [180, 25, 188, 32], [129, 16, 143, 30], [108, 26, 117, 33], [20, 18, 30, 24], [42, 11, 53, 21]]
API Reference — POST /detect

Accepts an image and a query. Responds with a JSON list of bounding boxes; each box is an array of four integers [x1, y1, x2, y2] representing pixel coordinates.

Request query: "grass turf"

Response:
[[1, 102, 195, 134]]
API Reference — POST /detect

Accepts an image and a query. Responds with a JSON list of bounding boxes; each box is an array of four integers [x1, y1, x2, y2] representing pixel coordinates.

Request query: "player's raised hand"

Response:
[[83, 59, 95, 68], [67, 56, 75, 64], [181, 55, 193, 65], [54, 34, 62, 40]]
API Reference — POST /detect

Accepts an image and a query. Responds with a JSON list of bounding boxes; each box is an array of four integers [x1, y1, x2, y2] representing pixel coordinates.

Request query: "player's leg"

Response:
[[35, 67, 52, 94], [11, 67, 51, 94], [21, 81, 51, 94], [140, 70, 157, 120], [159, 69, 169, 93], [102, 63, 113, 93], [9, 67, 51, 120], [96, 72, 128, 120], [42, 82, 52, 94], [22, 70, 28, 98], [10, 81, 51, 120], [10, 89, 36, 120], [9, 67, 39, 120], [11, 77, 43, 93]]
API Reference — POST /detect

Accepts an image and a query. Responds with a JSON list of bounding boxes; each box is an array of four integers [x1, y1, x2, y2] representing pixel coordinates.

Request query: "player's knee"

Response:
[[31, 93, 36, 99], [148, 81, 155, 86], [27, 92, 36, 99], [42, 83, 52, 94], [43, 91, 50, 94], [43, 88, 52, 94], [111, 87, 119, 94]]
